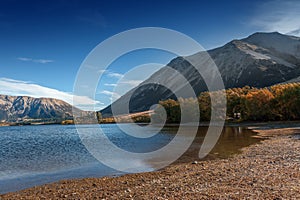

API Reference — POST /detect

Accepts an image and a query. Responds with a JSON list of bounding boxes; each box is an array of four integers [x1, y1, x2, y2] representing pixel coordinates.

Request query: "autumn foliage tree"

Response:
[[154, 99, 180, 123], [198, 92, 211, 121], [271, 83, 300, 120], [243, 88, 275, 120], [154, 82, 300, 123]]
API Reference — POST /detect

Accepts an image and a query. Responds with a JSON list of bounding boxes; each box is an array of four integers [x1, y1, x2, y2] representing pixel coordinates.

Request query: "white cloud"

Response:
[[100, 90, 114, 96], [250, 0, 300, 36], [0, 78, 103, 111], [18, 57, 32, 62], [18, 57, 54, 64], [107, 72, 124, 78], [104, 83, 117, 87], [99, 90, 121, 101], [34, 59, 54, 64], [103, 80, 142, 88]]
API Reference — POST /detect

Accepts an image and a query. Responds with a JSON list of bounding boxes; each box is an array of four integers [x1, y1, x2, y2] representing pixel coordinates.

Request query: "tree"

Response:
[[243, 88, 274, 121], [198, 92, 211, 121], [178, 97, 199, 123], [272, 83, 300, 120], [96, 112, 102, 123], [153, 99, 180, 123], [226, 89, 242, 118]]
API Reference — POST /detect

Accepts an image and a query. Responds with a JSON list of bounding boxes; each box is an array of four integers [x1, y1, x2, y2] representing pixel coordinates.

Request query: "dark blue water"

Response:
[[0, 124, 258, 194], [0, 124, 177, 193]]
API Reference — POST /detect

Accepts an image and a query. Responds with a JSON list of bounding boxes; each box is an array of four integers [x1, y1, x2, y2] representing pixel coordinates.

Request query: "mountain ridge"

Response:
[[100, 32, 300, 117], [0, 94, 83, 123]]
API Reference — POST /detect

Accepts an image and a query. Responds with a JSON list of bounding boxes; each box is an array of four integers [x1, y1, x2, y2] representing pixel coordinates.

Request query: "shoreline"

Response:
[[1, 126, 300, 199], [2, 119, 300, 127]]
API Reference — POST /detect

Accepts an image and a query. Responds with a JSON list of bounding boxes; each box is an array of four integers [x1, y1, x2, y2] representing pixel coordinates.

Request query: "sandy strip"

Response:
[[1, 127, 300, 199]]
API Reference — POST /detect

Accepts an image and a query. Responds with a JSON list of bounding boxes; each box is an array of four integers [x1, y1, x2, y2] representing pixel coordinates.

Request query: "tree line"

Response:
[[154, 82, 300, 123]]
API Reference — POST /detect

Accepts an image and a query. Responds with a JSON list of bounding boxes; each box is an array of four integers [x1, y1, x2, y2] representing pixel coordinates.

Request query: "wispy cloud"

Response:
[[107, 72, 124, 78], [100, 80, 142, 102], [18, 57, 32, 62], [18, 57, 54, 64], [104, 83, 117, 87], [250, 0, 300, 36], [83, 68, 123, 79], [99, 90, 121, 101], [103, 80, 142, 87], [0, 78, 103, 111]]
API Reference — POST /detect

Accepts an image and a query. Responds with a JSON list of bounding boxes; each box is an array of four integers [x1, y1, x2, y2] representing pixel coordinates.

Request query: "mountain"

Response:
[[101, 32, 300, 117], [0, 95, 83, 123]]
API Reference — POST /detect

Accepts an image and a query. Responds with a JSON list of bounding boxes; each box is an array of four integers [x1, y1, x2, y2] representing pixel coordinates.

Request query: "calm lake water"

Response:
[[0, 124, 260, 194]]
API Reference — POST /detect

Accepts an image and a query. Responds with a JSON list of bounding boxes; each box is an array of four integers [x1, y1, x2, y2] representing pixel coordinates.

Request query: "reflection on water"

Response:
[[158, 126, 262, 163], [200, 126, 261, 160], [0, 124, 260, 193]]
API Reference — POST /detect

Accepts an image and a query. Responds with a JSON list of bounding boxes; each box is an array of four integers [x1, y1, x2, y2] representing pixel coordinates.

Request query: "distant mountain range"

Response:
[[0, 95, 84, 123], [101, 32, 300, 117], [1, 32, 300, 121]]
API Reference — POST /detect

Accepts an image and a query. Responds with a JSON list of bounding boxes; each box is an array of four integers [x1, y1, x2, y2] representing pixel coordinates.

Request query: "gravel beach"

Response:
[[1, 127, 300, 199]]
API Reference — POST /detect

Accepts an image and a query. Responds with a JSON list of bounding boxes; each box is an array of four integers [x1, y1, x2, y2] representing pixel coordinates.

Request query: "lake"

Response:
[[0, 124, 260, 194]]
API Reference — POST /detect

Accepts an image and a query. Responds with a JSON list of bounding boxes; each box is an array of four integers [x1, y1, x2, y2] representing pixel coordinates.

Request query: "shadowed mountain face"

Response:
[[0, 95, 81, 122], [101, 32, 300, 117]]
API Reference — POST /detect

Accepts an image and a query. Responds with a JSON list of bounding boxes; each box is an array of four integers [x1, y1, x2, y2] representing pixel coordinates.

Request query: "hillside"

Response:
[[0, 95, 84, 123], [101, 32, 300, 117]]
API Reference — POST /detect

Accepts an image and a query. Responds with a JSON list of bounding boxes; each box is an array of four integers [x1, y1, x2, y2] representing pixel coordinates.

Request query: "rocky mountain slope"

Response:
[[101, 32, 300, 117], [0, 95, 82, 122]]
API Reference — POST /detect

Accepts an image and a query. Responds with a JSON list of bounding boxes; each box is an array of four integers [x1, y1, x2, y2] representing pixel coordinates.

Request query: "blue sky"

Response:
[[1, 0, 300, 110]]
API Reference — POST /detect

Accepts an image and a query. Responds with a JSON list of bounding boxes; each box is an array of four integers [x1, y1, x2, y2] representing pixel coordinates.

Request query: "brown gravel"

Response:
[[1, 127, 300, 199]]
